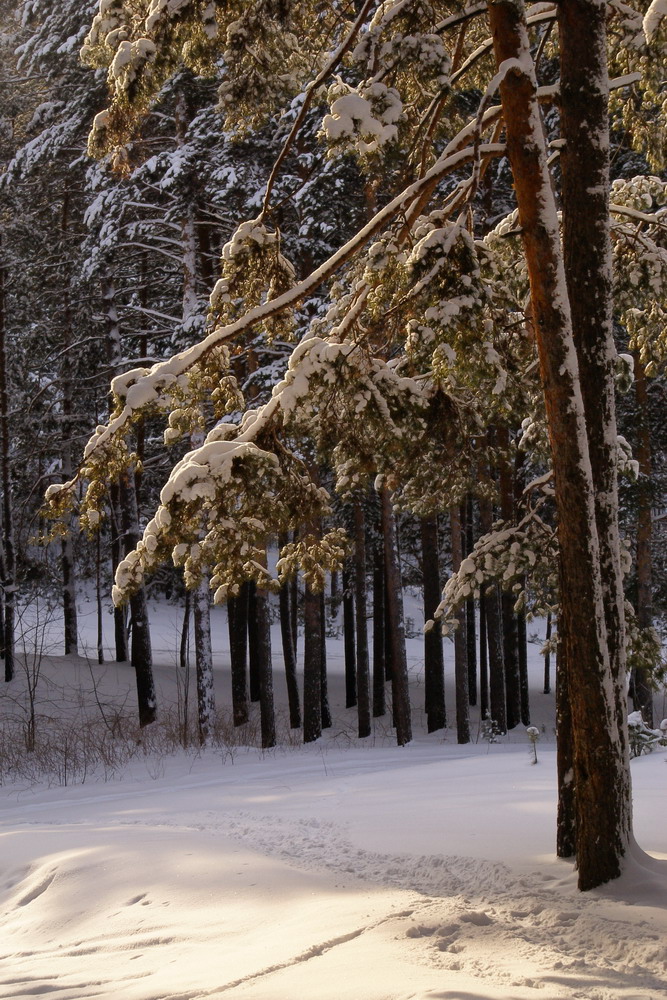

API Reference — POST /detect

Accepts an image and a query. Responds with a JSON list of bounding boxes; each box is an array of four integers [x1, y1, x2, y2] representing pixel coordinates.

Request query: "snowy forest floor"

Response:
[[0, 596, 666, 1000]]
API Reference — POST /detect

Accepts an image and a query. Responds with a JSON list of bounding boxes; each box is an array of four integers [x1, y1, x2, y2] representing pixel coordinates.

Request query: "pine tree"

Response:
[[47, 0, 667, 888]]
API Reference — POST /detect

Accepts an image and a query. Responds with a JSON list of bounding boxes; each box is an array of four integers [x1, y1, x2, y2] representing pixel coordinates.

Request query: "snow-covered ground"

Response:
[[0, 597, 665, 1000]]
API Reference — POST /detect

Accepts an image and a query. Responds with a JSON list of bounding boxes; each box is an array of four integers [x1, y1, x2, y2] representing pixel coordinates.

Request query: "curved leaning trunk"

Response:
[[487, 0, 632, 889]]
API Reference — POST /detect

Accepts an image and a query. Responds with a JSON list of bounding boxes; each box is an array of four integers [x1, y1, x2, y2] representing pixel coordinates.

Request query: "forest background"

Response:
[[0, 0, 666, 895]]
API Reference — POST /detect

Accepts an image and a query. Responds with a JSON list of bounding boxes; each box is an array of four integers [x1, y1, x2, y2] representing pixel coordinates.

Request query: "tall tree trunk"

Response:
[[0, 238, 15, 682], [480, 497, 506, 732], [103, 279, 129, 662], [320, 590, 332, 729], [372, 539, 386, 717], [176, 92, 217, 745], [556, 628, 575, 858], [254, 581, 276, 749], [247, 581, 261, 703], [381, 488, 411, 746], [120, 467, 156, 727], [193, 582, 215, 745], [228, 587, 249, 726], [479, 591, 489, 721], [543, 610, 552, 694], [342, 566, 357, 709], [303, 582, 322, 743], [60, 194, 78, 656], [517, 606, 530, 725], [278, 558, 301, 729], [354, 500, 371, 738], [502, 593, 521, 729], [465, 496, 477, 706], [383, 556, 393, 682], [180, 590, 191, 669], [631, 352, 654, 725], [489, 0, 631, 888], [449, 505, 470, 744], [290, 543, 299, 656], [421, 514, 446, 732], [96, 532, 104, 664], [498, 428, 520, 728], [558, 0, 631, 884]]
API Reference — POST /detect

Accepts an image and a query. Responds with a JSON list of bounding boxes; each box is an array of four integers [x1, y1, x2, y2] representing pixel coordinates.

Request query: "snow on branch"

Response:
[[643, 0, 667, 41], [45, 138, 504, 498]]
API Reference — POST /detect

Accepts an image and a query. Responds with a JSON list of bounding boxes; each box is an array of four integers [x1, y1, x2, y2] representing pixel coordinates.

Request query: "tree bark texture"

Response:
[[382, 489, 412, 745], [120, 468, 156, 727], [479, 592, 489, 721], [303, 582, 322, 743], [320, 591, 332, 729], [450, 505, 470, 744], [254, 583, 276, 749], [556, 629, 575, 858], [558, 0, 632, 885], [247, 581, 261, 703], [59, 195, 79, 657], [342, 566, 357, 708], [498, 429, 520, 727], [631, 353, 654, 724], [354, 500, 371, 738], [488, 0, 632, 888], [0, 239, 15, 681], [543, 611, 552, 694], [180, 590, 191, 670], [421, 515, 446, 732], [480, 497, 506, 732], [372, 543, 386, 717], [465, 496, 477, 706], [103, 280, 129, 663], [502, 593, 521, 729], [279, 575, 301, 729], [228, 586, 249, 726], [517, 608, 530, 726], [193, 582, 215, 745]]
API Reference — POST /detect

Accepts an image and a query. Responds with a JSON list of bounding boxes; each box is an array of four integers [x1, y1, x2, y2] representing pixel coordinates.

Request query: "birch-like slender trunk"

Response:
[[488, 0, 631, 888]]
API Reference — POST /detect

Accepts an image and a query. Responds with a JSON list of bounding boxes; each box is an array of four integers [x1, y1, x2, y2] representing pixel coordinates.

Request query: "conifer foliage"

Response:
[[15, 0, 667, 889]]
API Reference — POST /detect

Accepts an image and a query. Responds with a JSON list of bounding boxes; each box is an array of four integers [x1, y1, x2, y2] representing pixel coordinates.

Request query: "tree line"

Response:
[[1, 0, 666, 890]]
